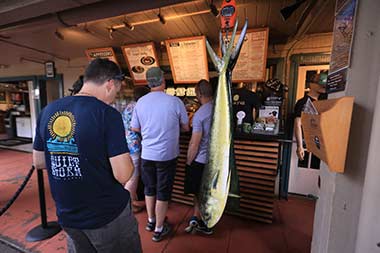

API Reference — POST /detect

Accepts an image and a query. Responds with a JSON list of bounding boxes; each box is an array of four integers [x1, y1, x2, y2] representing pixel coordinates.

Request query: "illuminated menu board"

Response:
[[165, 36, 209, 84]]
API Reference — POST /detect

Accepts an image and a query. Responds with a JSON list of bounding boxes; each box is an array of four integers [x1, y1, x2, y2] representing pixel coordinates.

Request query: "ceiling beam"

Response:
[[292, 0, 332, 40], [0, 0, 192, 32], [0, 0, 45, 14]]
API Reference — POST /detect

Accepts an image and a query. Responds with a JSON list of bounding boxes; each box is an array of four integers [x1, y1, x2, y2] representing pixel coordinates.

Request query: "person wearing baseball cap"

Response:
[[131, 67, 190, 242], [294, 72, 327, 163]]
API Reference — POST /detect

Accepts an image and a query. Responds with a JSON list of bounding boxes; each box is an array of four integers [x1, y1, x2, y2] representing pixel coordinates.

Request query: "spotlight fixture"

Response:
[[280, 0, 307, 21], [123, 21, 134, 31], [54, 29, 64, 40], [157, 9, 166, 24], [108, 28, 115, 40], [209, 0, 219, 17]]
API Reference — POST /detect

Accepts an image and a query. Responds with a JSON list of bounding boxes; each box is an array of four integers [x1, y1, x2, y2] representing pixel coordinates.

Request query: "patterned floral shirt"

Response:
[[122, 101, 141, 154]]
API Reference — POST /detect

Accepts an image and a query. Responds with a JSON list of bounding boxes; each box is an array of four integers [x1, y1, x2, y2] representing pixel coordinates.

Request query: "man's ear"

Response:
[[105, 80, 113, 92]]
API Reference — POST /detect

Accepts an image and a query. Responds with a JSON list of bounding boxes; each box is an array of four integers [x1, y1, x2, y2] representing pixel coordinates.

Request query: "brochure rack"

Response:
[[301, 96, 354, 173]]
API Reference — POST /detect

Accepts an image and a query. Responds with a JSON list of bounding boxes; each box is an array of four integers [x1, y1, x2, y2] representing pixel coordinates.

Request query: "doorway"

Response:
[[0, 75, 63, 152], [288, 65, 329, 196]]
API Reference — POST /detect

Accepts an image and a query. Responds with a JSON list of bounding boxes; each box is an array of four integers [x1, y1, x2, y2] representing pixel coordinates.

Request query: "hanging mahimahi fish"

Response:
[[199, 18, 248, 228]]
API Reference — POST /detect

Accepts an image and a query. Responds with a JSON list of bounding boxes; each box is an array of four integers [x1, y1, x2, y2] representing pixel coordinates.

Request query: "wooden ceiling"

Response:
[[0, 0, 335, 66]]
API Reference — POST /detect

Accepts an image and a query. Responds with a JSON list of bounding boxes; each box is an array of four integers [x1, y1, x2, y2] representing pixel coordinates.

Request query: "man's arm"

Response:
[[252, 108, 257, 122], [186, 132, 202, 165], [294, 117, 305, 160], [130, 104, 141, 133], [33, 150, 46, 169], [110, 153, 134, 185], [181, 123, 190, 132]]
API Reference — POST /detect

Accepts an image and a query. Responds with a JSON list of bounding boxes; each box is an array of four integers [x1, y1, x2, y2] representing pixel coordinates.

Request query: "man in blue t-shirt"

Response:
[[131, 67, 189, 242], [184, 79, 214, 235], [33, 58, 142, 253]]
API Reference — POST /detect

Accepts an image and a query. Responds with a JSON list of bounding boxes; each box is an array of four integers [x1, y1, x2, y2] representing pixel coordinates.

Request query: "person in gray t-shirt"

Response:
[[184, 79, 214, 235], [131, 67, 189, 242]]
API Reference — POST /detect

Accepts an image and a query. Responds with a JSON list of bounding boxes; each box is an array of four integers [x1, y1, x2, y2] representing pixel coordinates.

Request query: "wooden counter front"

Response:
[[172, 135, 280, 223]]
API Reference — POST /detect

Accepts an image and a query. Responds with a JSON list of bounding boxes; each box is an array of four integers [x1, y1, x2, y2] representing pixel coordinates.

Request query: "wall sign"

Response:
[[165, 36, 209, 84], [327, 68, 347, 93], [85, 47, 119, 65], [121, 42, 159, 85], [224, 28, 269, 82], [45, 61, 55, 78]]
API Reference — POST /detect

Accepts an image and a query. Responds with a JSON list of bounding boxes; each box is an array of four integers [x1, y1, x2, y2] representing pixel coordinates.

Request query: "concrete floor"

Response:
[[0, 149, 315, 253]]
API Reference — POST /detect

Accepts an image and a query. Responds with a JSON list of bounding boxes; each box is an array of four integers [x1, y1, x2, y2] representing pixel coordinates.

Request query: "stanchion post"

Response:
[[26, 168, 62, 242], [37, 169, 48, 228]]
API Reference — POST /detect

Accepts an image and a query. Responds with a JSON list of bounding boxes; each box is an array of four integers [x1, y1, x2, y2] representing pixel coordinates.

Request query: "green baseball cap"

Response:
[[318, 72, 328, 86]]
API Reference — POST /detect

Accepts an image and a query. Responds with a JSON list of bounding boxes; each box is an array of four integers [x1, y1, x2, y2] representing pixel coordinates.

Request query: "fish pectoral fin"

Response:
[[212, 171, 220, 190]]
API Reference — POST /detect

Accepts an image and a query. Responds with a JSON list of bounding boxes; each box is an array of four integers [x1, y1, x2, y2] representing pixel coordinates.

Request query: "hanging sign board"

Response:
[[85, 47, 119, 65], [121, 42, 159, 85], [224, 28, 269, 82], [165, 36, 209, 84]]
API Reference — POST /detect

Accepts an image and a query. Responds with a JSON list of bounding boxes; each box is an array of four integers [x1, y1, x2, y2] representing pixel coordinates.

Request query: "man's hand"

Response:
[[296, 146, 305, 160]]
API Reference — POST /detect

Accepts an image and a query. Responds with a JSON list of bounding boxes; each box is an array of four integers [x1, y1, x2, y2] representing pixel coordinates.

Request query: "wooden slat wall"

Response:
[[172, 135, 280, 224]]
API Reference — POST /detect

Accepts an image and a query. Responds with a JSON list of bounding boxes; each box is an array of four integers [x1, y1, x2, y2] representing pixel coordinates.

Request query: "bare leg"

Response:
[[155, 200, 168, 229], [193, 196, 200, 218], [146, 196, 156, 220]]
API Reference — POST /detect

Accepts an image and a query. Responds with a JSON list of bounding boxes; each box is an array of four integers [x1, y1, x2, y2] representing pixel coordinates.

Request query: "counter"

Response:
[[172, 133, 285, 223]]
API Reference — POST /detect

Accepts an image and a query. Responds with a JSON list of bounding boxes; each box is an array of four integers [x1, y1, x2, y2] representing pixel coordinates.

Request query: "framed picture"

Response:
[[165, 36, 209, 84], [0, 91, 6, 103], [85, 47, 119, 65], [222, 28, 269, 82], [121, 42, 159, 85]]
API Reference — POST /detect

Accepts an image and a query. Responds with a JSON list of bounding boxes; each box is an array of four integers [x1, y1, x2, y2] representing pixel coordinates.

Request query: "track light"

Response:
[[108, 28, 115, 40], [123, 21, 134, 31], [280, 0, 307, 21], [158, 9, 166, 24], [54, 29, 64, 40], [210, 0, 219, 17]]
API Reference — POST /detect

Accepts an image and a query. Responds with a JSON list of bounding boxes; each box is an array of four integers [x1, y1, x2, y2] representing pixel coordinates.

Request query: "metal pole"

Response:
[[37, 169, 48, 228]]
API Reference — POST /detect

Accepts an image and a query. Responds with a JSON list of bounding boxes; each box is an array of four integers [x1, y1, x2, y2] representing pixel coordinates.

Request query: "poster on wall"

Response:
[[85, 47, 119, 65], [165, 36, 209, 84], [122, 42, 159, 85], [327, 0, 357, 93], [225, 28, 269, 82]]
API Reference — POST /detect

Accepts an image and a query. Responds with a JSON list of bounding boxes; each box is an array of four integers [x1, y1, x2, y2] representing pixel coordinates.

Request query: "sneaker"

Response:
[[145, 221, 155, 232], [146, 216, 168, 232], [185, 216, 198, 233], [196, 220, 213, 235], [189, 216, 198, 226], [152, 223, 171, 242]]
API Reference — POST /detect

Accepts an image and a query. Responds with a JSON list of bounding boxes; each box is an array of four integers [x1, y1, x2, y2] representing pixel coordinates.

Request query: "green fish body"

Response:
[[199, 19, 248, 228]]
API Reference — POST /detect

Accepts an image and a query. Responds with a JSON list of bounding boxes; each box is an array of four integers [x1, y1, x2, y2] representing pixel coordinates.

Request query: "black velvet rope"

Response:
[[0, 166, 35, 216]]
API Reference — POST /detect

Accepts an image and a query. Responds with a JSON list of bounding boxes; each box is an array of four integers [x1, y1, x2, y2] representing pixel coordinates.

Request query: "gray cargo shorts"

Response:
[[64, 200, 142, 253]]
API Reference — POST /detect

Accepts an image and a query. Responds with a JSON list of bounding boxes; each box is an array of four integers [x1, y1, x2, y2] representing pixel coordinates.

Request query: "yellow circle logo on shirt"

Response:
[[233, 94, 240, 101], [48, 111, 76, 142]]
